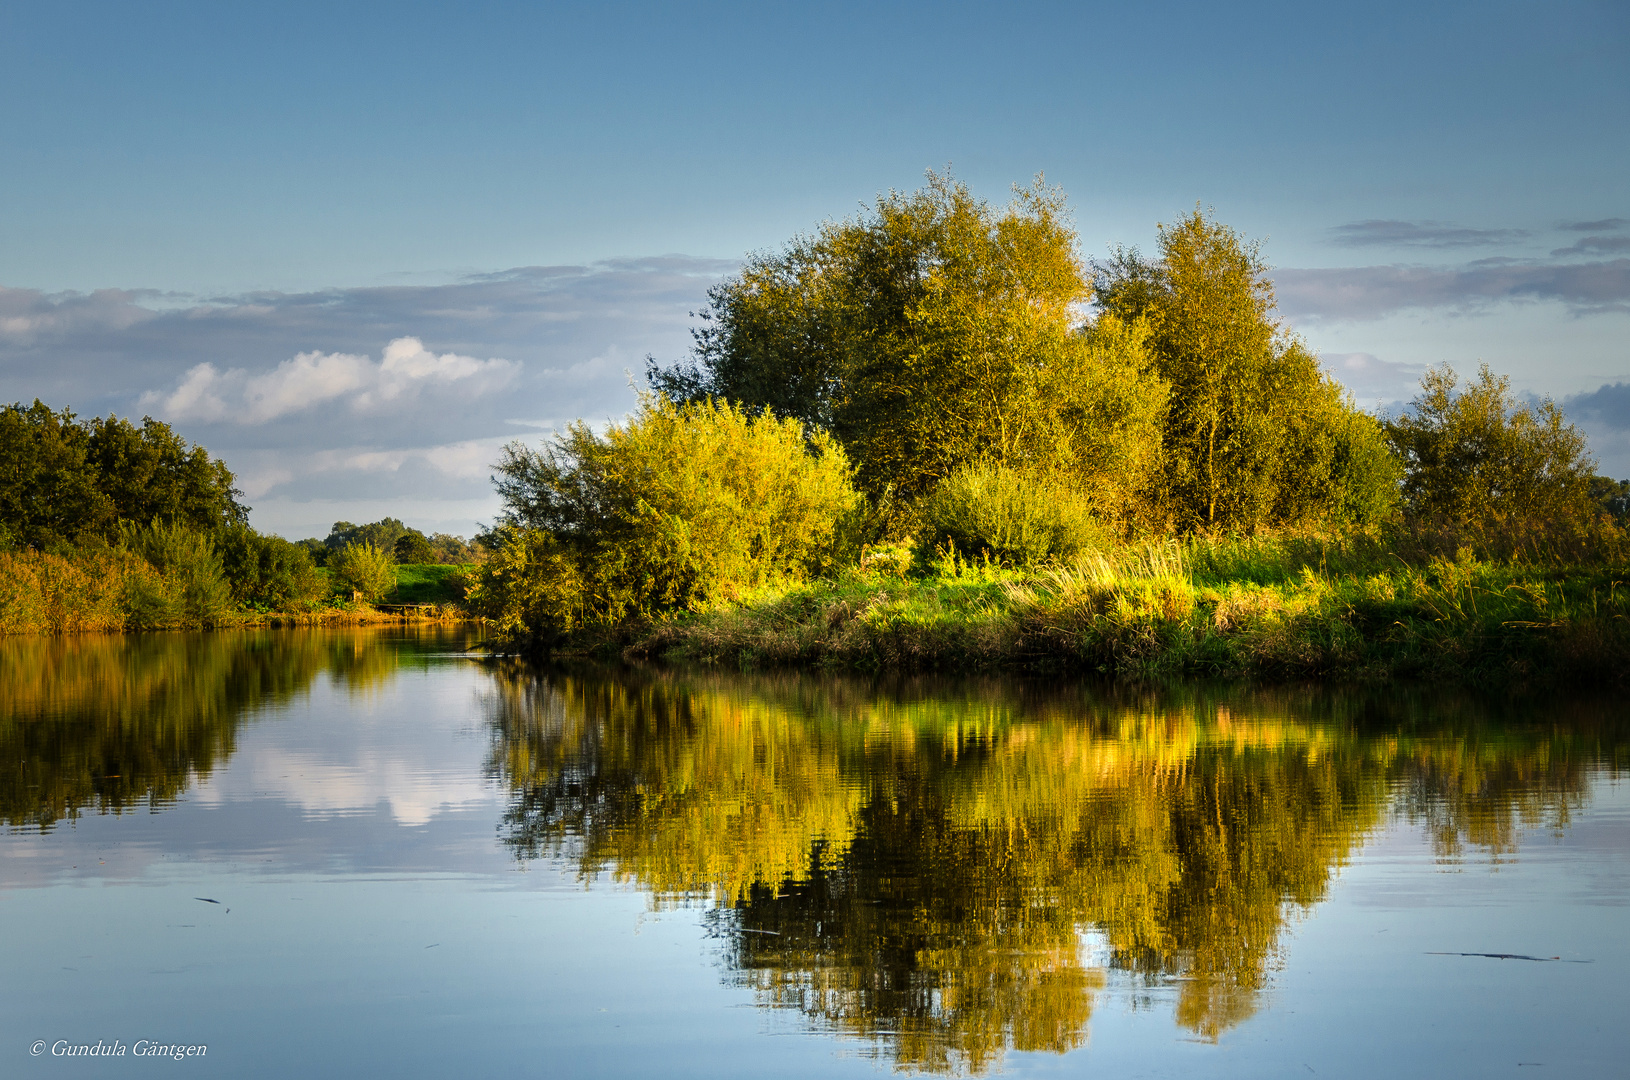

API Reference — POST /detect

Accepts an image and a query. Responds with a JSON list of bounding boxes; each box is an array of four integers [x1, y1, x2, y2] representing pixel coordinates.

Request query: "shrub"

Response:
[[919, 461, 1111, 567], [123, 520, 235, 626], [331, 541, 396, 602], [482, 396, 858, 637], [216, 524, 326, 609]]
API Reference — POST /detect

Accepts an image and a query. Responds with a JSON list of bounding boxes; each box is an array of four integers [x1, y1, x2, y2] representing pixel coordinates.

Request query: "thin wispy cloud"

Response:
[[1550, 235, 1630, 257], [1328, 219, 1529, 249], [1559, 218, 1629, 233], [1275, 258, 1630, 321]]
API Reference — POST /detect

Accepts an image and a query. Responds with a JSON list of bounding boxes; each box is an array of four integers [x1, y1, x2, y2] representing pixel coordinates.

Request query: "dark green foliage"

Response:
[[1589, 476, 1630, 524], [295, 537, 330, 567], [393, 531, 437, 564], [325, 518, 409, 558], [216, 524, 327, 609], [0, 401, 245, 550]]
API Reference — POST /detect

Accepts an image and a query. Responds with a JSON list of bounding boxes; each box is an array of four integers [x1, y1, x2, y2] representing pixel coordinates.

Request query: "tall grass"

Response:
[[633, 534, 1630, 686]]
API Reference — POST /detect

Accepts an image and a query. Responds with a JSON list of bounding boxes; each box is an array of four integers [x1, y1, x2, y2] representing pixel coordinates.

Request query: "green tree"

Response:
[[84, 413, 246, 530], [0, 401, 245, 550], [1386, 364, 1598, 545], [0, 401, 112, 549], [649, 173, 1169, 520], [325, 518, 409, 557], [216, 524, 327, 609], [331, 541, 397, 602], [1093, 211, 1396, 533], [393, 530, 437, 564]]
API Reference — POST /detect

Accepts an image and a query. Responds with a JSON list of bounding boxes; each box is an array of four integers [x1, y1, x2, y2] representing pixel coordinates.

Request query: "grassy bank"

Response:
[[0, 550, 473, 634], [628, 537, 1630, 686]]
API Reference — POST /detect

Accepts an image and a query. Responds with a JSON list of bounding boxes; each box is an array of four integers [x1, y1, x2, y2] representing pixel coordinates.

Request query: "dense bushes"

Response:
[[473, 396, 858, 641], [216, 525, 327, 609], [919, 462, 1111, 566]]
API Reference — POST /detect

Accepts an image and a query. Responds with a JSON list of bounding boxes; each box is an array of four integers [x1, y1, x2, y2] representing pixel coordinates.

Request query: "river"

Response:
[[2, 627, 1625, 1077]]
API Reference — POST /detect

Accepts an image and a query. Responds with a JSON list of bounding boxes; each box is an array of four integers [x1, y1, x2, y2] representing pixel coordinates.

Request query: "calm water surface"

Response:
[[2, 628, 1626, 1077]]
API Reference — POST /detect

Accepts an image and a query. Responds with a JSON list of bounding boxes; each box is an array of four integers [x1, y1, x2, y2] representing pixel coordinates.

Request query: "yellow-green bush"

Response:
[[920, 461, 1112, 567], [476, 396, 858, 640], [0, 549, 163, 633], [331, 541, 396, 602]]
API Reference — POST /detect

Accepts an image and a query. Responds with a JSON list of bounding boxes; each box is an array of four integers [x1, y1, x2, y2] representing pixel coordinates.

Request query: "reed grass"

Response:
[[632, 536, 1630, 686]]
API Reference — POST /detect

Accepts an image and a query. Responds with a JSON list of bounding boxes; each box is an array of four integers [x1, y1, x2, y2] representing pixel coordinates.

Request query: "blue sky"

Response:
[[1, 1, 1626, 538]]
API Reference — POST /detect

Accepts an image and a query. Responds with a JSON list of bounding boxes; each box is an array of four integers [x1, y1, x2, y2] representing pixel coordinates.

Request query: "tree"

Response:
[[325, 518, 409, 557], [649, 173, 1168, 520], [1093, 211, 1396, 533], [0, 401, 246, 550], [393, 531, 437, 564], [331, 541, 397, 602], [1385, 364, 1598, 543]]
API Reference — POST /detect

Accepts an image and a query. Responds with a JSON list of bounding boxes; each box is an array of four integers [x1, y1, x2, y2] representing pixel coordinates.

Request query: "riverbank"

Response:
[[0, 549, 472, 634], [627, 541, 1630, 686]]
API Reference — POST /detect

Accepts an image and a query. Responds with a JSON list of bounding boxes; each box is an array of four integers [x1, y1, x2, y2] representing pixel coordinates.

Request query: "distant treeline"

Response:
[[0, 402, 479, 632]]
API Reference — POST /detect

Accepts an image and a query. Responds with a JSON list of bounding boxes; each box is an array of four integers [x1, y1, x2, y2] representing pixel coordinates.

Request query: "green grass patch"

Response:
[[391, 563, 477, 604]]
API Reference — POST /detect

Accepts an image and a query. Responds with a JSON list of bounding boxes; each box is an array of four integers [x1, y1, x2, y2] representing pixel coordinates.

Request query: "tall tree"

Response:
[[1094, 210, 1396, 532], [650, 173, 1168, 515]]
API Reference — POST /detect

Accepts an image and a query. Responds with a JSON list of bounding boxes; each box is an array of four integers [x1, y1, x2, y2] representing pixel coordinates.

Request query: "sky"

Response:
[[1, 0, 1626, 539]]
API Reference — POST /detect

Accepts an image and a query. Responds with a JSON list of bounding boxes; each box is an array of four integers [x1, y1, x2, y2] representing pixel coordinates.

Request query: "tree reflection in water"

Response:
[[486, 665, 1624, 1073], [0, 629, 428, 830]]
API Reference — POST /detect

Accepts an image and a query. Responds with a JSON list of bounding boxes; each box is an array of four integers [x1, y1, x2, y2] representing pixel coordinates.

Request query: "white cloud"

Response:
[[141, 336, 519, 424], [1321, 351, 1426, 409]]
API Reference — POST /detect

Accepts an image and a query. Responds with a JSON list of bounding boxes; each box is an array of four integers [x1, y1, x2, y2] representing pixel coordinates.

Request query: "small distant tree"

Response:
[[331, 541, 397, 602], [325, 518, 409, 558], [393, 531, 436, 564], [1386, 363, 1598, 547]]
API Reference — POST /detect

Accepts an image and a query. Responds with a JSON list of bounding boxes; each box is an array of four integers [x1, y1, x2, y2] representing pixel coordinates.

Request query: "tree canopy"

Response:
[[1092, 210, 1397, 533], [0, 401, 246, 550], [650, 184, 1398, 538], [649, 173, 1169, 520]]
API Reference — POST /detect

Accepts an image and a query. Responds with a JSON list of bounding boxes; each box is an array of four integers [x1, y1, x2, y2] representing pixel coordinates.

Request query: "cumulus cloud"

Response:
[[1275, 259, 1630, 321], [141, 337, 518, 424], [1564, 383, 1630, 430], [1329, 219, 1529, 249]]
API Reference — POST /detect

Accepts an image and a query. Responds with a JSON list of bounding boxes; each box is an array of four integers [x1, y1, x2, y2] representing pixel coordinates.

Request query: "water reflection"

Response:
[[485, 666, 1625, 1072], [0, 628, 461, 830]]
